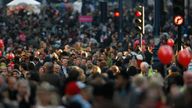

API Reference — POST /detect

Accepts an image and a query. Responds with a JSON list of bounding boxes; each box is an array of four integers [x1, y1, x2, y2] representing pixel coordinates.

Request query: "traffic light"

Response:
[[134, 5, 144, 34], [114, 9, 120, 17], [173, 0, 184, 26], [113, 8, 120, 31]]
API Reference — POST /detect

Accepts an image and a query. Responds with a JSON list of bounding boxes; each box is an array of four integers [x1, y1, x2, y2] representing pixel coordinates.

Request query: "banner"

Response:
[[79, 16, 93, 23]]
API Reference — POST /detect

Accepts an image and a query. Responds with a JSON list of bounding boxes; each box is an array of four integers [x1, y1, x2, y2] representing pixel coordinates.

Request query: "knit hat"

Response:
[[0, 62, 6, 69], [65, 82, 80, 96]]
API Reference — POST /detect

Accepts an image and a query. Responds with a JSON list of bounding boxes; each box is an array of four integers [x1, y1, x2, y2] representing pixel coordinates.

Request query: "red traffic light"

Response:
[[135, 11, 142, 17], [114, 11, 120, 17]]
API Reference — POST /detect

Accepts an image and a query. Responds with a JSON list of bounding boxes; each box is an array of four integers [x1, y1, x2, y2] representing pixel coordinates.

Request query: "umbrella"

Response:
[[145, 24, 153, 33], [7, 0, 41, 6]]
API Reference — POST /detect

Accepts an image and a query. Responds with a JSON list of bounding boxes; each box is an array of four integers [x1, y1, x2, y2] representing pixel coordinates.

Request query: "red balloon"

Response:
[[167, 38, 174, 47], [0, 51, 2, 57], [158, 45, 174, 65], [7, 53, 15, 60], [0, 39, 4, 48], [134, 40, 146, 49], [177, 49, 192, 67]]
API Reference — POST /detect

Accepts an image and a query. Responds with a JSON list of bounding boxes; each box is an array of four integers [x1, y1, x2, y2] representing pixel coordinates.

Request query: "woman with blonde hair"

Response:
[[86, 65, 101, 83]]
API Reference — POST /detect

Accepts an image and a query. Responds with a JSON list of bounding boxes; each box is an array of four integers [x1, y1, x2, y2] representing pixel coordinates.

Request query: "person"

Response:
[[19, 62, 29, 79], [80, 58, 87, 72], [180, 71, 192, 93], [0, 75, 7, 105], [93, 81, 118, 108], [36, 82, 62, 108], [0, 63, 8, 79], [0, 1, 191, 108], [11, 69, 21, 79], [139, 62, 150, 77], [86, 65, 101, 83], [1, 77, 18, 108], [60, 57, 69, 79], [38, 66, 46, 79], [137, 87, 165, 108], [126, 55, 139, 77], [77, 81, 93, 104], [128, 75, 149, 108], [7, 77, 17, 101], [164, 65, 183, 93], [17, 79, 31, 108], [113, 71, 131, 108], [64, 81, 91, 108], [53, 63, 62, 75], [109, 65, 120, 76], [168, 73, 192, 108], [41, 62, 61, 89]]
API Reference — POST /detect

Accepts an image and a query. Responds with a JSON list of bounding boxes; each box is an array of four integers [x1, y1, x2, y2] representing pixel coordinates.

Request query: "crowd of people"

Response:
[[0, 0, 191, 108]]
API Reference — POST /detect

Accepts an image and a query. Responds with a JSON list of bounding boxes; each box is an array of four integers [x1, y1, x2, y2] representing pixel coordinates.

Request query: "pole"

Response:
[[118, 0, 123, 42], [154, 0, 160, 38], [82, 0, 86, 15], [141, 5, 144, 51], [140, 33, 143, 52], [188, 0, 190, 25], [152, 0, 161, 70], [177, 26, 182, 51]]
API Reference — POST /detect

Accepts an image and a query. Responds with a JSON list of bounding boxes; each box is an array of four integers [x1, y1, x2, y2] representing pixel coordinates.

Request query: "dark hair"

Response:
[[29, 71, 40, 82], [68, 101, 82, 108], [20, 62, 28, 71], [127, 66, 138, 77], [44, 62, 53, 73], [93, 81, 114, 100], [117, 71, 130, 80], [67, 67, 80, 81], [28, 62, 35, 71]]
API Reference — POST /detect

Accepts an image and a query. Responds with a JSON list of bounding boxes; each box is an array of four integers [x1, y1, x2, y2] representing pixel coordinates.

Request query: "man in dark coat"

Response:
[[40, 62, 60, 89], [165, 65, 183, 93]]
